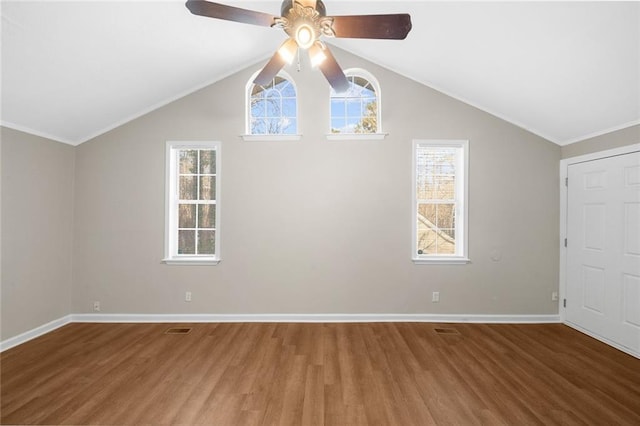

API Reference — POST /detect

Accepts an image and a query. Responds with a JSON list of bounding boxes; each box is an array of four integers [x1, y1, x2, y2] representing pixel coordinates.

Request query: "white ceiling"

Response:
[[1, 1, 638, 146]]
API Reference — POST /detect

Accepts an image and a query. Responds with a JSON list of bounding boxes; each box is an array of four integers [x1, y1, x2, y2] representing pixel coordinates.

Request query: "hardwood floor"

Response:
[[2, 322, 639, 425]]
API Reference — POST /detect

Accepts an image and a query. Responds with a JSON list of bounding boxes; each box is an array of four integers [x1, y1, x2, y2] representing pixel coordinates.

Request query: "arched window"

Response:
[[330, 69, 381, 135], [247, 72, 298, 136]]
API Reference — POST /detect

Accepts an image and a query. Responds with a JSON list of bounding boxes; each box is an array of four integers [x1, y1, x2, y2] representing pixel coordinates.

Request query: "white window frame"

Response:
[[242, 70, 301, 141], [163, 141, 221, 265], [326, 68, 387, 140], [412, 139, 470, 265]]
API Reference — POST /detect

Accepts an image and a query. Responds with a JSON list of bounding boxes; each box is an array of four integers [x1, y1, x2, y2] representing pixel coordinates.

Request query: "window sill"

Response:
[[412, 257, 470, 265], [326, 133, 388, 141], [241, 135, 302, 142], [162, 257, 221, 266]]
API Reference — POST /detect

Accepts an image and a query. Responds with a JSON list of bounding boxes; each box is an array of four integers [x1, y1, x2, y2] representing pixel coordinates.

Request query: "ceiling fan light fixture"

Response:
[[308, 41, 327, 67], [295, 24, 315, 49], [278, 38, 299, 64], [185, 0, 412, 92]]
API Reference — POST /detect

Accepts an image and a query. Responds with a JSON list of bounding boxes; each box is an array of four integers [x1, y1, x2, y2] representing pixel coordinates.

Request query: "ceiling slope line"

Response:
[[20, 51, 278, 146], [0, 120, 76, 146], [558, 119, 640, 147], [67, 52, 277, 146], [321, 43, 562, 145]]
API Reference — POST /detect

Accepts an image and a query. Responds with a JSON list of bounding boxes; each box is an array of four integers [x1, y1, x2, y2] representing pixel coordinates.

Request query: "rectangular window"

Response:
[[412, 140, 469, 264], [164, 141, 221, 265]]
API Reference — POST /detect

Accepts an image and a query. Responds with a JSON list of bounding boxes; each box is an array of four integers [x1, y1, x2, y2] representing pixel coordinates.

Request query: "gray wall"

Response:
[[72, 49, 561, 316], [561, 124, 640, 159], [8, 49, 639, 339], [1, 127, 75, 339]]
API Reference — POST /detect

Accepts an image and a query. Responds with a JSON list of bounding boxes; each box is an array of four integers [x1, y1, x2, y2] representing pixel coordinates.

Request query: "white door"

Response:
[[566, 151, 640, 354]]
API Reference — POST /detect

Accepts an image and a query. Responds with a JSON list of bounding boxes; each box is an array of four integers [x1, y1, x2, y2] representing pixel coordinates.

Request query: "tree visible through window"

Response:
[[416, 147, 457, 255], [330, 70, 380, 134], [413, 140, 469, 263], [177, 149, 217, 255], [164, 141, 221, 265], [249, 75, 297, 135]]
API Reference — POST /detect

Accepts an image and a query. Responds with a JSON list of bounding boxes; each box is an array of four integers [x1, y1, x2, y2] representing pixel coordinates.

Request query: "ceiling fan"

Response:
[[185, 0, 412, 92]]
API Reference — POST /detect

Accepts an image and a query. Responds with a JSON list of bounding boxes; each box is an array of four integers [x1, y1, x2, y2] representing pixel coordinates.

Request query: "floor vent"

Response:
[[164, 327, 192, 335], [434, 328, 460, 335]]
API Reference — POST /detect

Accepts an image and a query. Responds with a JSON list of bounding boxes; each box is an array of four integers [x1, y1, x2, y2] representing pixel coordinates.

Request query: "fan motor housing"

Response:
[[281, 0, 327, 17]]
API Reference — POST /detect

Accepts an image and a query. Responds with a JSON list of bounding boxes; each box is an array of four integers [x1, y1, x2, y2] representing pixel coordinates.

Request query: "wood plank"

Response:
[[1, 323, 639, 425]]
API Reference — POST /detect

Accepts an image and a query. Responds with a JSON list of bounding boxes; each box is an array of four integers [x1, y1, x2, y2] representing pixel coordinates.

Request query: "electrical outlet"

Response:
[[93, 301, 101, 312], [432, 292, 440, 303], [185, 291, 192, 302], [552, 291, 559, 301]]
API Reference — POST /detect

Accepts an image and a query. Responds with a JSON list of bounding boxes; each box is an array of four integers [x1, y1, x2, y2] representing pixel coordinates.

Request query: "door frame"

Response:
[[559, 143, 640, 357]]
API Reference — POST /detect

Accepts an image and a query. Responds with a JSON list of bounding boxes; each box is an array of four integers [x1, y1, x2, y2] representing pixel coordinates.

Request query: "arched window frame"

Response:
[[327, 68, 386, 140], [243, 70, 301, 141]]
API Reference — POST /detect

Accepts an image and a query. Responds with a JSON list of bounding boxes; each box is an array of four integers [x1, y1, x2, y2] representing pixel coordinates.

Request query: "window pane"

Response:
[[416, 179, 429, 200], [251, 118, 267, 135], [198, 204, 216, 229], [251, 85, 265, 98], [416, 226, 457, 256], [179, 150, 198, 174], [417, 203, 457, 255], [331, 117, 346, 134], [251, 99, 266, 118], [266, 88, 281, 101], [356, 100, 377, 134], [346, 117, 360, 133], [282, 118, 296, 135], [416, 148, 456, 200], [279, 81, 296, 97], [438, 234, 456, 254], [265, 118, 281, 134], [441, 228, 456, 241], [178, 230, 196, 254], [282, 98, 296, 117], [417, 147, 456, 169], [199, 150, 216, 174], [179, 176, 197, 200], [417, 229, 437, 255], [363, 99, 376, 114], [331, 99, 345, 117], [265, 96, 282, 117], [346, 99, 361, 117], [179, 204, 196, 228], [353, 76, 370, 90], [434, 175, 455, 200], [436, 204, 455, 229], [198, 230, 215, 255], [199, 176, 216, 201], [418, 203, 436, 225]]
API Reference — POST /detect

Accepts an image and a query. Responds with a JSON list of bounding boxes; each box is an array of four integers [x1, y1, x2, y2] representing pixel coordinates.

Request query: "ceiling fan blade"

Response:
[[318, 47, 350, 93], [253, 51, 287, 86], [185, 0, 276, 27], [330, 14, 412, 39]]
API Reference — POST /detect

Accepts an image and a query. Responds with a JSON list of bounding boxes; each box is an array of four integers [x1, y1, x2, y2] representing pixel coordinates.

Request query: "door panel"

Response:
[[567, 151, 640, 354]]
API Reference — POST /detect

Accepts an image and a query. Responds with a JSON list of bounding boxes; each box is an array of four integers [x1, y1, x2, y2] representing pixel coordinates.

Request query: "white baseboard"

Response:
[[0, 315, 73, 352], [1, 313, 561, 352], [71, 313, 561, 324], [564, 321, 640, 360]]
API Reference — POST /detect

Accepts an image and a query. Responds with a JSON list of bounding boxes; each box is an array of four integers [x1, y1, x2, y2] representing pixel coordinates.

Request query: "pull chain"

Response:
[[297, 48, 302, 72]]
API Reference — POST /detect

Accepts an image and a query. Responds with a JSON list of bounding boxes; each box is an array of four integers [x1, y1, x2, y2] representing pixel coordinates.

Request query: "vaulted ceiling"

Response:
[[2, 1, 638, 146]]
